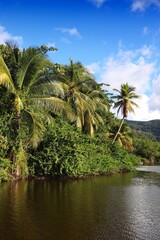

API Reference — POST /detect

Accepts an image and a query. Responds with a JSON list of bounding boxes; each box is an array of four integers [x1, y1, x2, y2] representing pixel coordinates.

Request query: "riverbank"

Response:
[[0, 165, 135, 183]]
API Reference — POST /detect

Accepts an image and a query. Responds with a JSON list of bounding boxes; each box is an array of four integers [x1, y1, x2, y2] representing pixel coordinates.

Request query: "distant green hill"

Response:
[[126, 119, 160, 141]]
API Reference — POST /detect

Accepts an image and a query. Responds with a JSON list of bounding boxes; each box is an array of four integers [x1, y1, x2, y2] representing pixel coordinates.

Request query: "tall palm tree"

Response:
[[111, 83, 140, 145], [54, 59, 110, 136], [0, 44, 72, 177]]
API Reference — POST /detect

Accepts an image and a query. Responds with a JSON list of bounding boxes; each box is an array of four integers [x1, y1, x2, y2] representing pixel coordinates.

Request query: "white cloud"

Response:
[[138, 45, 152, 57], [86, 62, 100, 74], [149, 75, 160, 111], [88, 0, 106, 8], [100, 47, 155, 94], [131, 0, 160, 12], [129, 94, 160, 121], [96, 45, 160, 121], [55, 27, 81, 38], [0, 25, 23, 45], [131, 0, 146, 11]]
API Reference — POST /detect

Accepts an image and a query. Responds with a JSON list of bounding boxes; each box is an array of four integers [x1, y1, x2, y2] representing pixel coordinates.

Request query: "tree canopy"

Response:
[[0, 44, 148, 181]]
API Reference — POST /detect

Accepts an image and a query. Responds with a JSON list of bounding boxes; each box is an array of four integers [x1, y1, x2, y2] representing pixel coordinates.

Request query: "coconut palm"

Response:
[[0, 44, 72, 177], [111, 83, 140, 145], [54, 59, 110, 136], [110, 121, 134, 151]]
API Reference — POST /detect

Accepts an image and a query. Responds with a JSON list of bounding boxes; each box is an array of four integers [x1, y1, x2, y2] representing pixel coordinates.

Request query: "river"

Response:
[[0, 166, 160, 240]]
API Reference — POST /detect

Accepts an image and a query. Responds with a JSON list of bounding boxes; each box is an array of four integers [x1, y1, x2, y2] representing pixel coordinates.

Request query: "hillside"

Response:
[[126, 119, 160, 141]]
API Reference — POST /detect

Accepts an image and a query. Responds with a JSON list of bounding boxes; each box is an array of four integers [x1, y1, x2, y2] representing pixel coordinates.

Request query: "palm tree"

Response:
[[111, 83, 140, 145], [54, 59, 110, 136], [110, 121, 134, 151], [0, 44, 72, 177]]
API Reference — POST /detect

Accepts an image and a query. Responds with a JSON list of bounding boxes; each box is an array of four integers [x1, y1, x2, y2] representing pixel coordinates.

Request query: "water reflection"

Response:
[[124, 171, 160, 240], [136, 165, 160, 173], [0, 171, 160, 240]]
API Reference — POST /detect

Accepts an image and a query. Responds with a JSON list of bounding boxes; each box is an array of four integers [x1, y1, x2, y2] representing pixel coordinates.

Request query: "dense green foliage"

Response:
[[28, 118, 140, 177], [126, 119, 160, 141], [131, 130, 160, 164], [1, 43, 159, 181]]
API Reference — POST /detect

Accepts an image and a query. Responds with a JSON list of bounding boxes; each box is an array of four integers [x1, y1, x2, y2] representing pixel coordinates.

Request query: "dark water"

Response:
[[0, 167, 160, 240]]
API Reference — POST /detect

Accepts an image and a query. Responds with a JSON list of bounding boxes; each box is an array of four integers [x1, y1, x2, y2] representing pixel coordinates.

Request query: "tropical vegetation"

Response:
[[0, 43, 159, 181], [111, 83, 140, 144]]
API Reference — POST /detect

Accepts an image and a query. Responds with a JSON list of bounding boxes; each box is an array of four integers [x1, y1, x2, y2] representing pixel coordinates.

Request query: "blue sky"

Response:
[[1, 0, 160, 121]]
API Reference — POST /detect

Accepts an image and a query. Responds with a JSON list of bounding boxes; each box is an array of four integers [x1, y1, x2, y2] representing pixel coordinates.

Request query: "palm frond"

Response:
[[130, 100, 139, 108], [23, 109, 46, 149], [14, 95, 23, 114], [0, 56, 15, 91], [30, 81, 65, 98], [16, 48, 49, 89], [29, 96, 75, 122]]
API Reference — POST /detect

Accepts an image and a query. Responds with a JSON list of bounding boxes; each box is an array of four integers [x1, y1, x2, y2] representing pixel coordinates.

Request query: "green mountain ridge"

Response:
[[126, 119, 160, 141]]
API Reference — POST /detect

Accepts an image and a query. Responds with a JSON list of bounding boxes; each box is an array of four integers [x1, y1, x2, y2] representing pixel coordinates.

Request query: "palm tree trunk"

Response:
[[112, 116, 125, 145]]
